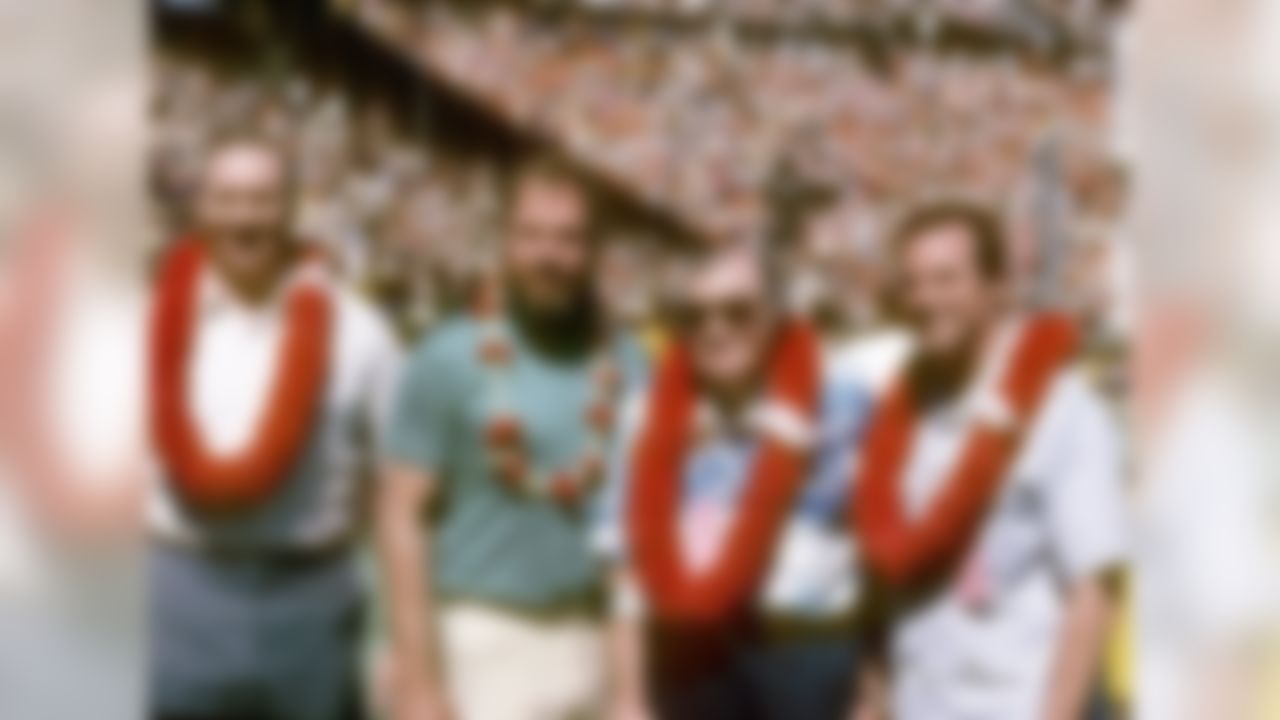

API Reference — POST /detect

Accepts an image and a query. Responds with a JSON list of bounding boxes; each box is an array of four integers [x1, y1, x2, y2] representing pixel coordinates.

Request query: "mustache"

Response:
[[526, 259, 581, 276]]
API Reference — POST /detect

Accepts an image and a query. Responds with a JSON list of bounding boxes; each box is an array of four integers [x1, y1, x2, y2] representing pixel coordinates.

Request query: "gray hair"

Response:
[[671, 237, 787, 308]]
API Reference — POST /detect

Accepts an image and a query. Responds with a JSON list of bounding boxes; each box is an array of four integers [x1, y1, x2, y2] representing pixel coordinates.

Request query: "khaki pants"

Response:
[[441, 603, 605, 720]]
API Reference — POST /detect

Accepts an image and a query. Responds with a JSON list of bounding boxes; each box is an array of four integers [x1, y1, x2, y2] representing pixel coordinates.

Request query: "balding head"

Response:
[[198, 138, 292, 210], [680, 240, 779, 307], [195, 138, 295, 300]]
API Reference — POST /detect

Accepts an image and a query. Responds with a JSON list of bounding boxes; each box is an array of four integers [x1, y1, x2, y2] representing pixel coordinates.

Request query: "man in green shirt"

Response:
[[379, 155, 643, 720]]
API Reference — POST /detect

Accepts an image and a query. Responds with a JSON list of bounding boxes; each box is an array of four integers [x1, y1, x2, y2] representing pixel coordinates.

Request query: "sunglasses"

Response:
[[674, 297, 768, 335]]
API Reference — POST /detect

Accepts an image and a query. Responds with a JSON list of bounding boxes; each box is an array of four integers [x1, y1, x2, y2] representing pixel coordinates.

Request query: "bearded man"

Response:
[[851, 201, 1128, 720], [380, 155, 646, 720]]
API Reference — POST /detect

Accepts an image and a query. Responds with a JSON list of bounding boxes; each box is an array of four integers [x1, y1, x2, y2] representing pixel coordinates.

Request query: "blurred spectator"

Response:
[[361, 0, 1117, 247]]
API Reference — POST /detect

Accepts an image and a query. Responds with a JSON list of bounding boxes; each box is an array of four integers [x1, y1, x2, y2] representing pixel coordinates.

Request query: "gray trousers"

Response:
[[148, 542, 364, 720]]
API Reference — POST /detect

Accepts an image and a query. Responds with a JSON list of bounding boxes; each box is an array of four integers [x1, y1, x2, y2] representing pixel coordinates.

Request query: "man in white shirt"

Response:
[[851, 201, 1128, 720], [147, 137, 401, 720]]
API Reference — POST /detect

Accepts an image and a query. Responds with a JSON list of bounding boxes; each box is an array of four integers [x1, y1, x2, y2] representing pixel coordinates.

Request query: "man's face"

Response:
[[503, 177, 593, 317], [195, 143, 290, 293], [899, 222, 1002, 358], [677, 249, 776, 393]]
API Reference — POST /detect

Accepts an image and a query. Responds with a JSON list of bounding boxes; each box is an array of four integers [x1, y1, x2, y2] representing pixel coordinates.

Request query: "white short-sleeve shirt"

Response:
[[890, 368, 1130, 720], [147, 266, 403, 549]]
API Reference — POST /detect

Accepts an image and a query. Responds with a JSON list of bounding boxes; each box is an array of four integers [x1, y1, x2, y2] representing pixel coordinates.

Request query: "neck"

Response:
[[210, 245, 296, 306], [910, 320, 998, 407], [704, 374, 763, 426]]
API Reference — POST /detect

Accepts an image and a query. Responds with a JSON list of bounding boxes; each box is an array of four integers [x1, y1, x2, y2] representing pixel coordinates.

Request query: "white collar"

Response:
[[196, 256, 329, 318], [693, 395, 817, 451]]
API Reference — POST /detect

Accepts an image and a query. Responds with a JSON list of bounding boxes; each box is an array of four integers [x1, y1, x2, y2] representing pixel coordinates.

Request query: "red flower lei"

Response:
[[628, 321, 821, 623], [150, 238, 332, 512], [853, 313, 1078, 589]]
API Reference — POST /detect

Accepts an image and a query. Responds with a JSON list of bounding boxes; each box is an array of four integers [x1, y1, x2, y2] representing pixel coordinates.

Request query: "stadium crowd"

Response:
[[358, 0, 1116, 248], [156, 0, 1128, 353]]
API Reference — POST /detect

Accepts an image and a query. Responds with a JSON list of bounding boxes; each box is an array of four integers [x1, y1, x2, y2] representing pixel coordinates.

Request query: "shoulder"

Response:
[[1042, 365, 1115, 427], [826, 328, 913, 398], [333, 287, 400, 358], [609, 331, 652, 388], [821, 333, 900, 416], [402, 316, 483, 375], [1031, 364, 1122, 458]]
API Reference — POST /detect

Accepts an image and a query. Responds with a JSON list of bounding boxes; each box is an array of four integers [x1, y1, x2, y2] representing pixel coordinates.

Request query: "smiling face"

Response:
[[502, 165, 595, 321], [195, 141, 292, 299], [896, 208, 1007, 363], [676, 244, 778, 398]]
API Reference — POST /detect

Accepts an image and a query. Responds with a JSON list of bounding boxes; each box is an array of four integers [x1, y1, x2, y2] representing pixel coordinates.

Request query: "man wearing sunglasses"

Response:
[[596, 241, 874, 720]]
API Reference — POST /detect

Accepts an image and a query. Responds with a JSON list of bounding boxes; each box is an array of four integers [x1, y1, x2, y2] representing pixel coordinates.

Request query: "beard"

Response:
[[907, 339, 979, 408], [506, 275, 599, 359]]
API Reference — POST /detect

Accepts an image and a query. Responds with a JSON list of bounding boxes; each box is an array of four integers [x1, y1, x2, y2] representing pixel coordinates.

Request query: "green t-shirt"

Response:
[[386, 317, 645, 610]]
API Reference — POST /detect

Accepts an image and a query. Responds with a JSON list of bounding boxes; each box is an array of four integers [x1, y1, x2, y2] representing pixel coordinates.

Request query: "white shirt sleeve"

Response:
[[355, 302, 405, 455], [1044, 373, 1130, 582]]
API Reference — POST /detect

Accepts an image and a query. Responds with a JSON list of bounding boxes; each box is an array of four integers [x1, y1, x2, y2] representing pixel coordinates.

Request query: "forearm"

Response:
[[852, 646, 890, 720], [608, 617, 648, 701], [380, 523, 438, 679], [606, 570, 650, 707], [376, 472, 445, 690], [850, 575, 891, 720], [1039, 575, 1117, 720]]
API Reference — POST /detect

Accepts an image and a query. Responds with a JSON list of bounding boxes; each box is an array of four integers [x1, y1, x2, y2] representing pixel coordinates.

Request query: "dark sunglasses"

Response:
[[675, 297, 767, 335]]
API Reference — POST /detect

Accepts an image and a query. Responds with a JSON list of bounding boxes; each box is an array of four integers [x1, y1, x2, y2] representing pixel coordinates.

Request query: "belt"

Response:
[[151, 533, 354, 572], [649, 610, 858, 648], [754, 611, 858, 644], [438, 591, 605, 622]]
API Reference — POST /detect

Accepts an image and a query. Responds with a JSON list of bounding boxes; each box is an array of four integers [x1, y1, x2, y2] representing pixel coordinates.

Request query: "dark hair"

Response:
[[891, 199, 1007, 280]]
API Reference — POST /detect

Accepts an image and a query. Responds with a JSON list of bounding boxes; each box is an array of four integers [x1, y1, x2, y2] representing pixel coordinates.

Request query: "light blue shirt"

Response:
[[595, 370, 873, 618], [386, 318, 646, 610]]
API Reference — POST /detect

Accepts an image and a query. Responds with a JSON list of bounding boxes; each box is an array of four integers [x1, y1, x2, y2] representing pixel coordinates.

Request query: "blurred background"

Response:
[[152, 0, 1131, 361]]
